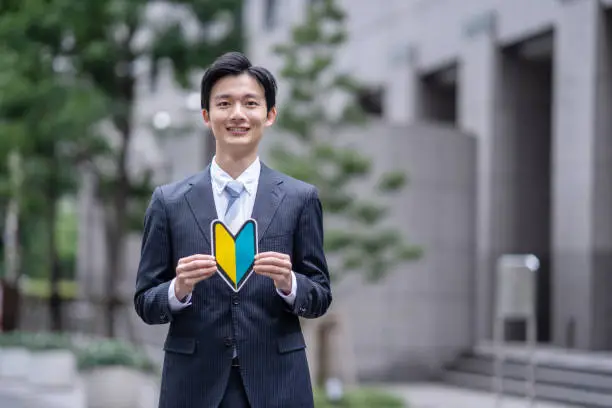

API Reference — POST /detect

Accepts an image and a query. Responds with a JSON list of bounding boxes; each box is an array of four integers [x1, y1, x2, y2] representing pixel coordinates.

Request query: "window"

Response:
[[357, 86, 385, 117], [264, 0, 278, 30]]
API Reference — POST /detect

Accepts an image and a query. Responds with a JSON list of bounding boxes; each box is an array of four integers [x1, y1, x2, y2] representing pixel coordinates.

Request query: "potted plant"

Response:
[[0, 331, 31, 382], [20, 332, 86, 408], [77, 338, 159, 408], [25, 331, 76, 388]]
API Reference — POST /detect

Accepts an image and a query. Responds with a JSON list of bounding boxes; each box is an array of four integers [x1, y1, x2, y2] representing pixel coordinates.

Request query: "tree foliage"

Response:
[[0, 1, 110, 330], [271, 0, 421, 282], [0, 0, 244, 336]]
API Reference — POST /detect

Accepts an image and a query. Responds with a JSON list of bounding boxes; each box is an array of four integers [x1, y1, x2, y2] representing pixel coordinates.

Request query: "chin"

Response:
[[225, 137, 253, 146], [222, 140, 258, 153]]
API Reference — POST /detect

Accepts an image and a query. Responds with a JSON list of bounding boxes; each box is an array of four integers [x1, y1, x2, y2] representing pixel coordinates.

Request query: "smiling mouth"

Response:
[[227, 127, 250, 135]]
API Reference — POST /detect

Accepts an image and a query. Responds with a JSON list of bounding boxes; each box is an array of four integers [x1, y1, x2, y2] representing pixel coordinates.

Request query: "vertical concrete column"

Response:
[[552, 0, 610, 349], [458, 10, 499, 344], [384, 44, 422, 124], [458, 9, 499, 343], [591, 5, 612, 351]]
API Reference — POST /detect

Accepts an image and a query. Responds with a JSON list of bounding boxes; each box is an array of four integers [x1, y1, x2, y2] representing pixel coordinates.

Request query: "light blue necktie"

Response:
[[224, 180, 244, 359], [224, 180, 244, 232]]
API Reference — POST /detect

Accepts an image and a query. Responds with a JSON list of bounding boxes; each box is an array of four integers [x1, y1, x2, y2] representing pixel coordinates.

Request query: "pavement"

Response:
[[0, 392, 25, 408], [380, 383, 574, 408], [0, 381, 83, 408], [0, 382, 575, 408]]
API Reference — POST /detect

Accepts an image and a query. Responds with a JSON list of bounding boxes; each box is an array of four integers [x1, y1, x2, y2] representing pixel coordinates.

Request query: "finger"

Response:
[[178, 255, 202, 265], [256, 251, 289, 260], [177, 263, 199, 274], [178, 254, 215, 265], [254, 257, 291, 269], [255, 252, 290, 262], [179, 267, 217, 279], [186, 274, 213, 286], [177, 259, 216, 273], [255, 252, 290, 261], [184, 270, 217, 286], [253, 265, 287, 276]]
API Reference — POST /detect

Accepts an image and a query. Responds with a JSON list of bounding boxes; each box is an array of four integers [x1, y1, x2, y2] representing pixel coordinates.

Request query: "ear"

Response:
[[264, 107, 277, 127], [202, 110, 212, 127]]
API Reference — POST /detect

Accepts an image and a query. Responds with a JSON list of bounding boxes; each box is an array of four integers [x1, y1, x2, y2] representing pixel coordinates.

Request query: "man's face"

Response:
[[203, 73, 276, 155]]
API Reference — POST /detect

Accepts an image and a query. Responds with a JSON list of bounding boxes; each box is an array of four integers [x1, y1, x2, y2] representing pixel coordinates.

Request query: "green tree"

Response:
[[271, 0, 421, 283], [270, 0, 422, 387], [39, 0, 243, 337], [2, 0, 244, 337], [0, 9, 108, 331]]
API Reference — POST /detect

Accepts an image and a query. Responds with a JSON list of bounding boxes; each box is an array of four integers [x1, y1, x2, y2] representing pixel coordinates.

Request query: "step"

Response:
[[443, 370, 612, 408], [452, 355, 612, 393], [442, 345, 612, 408]]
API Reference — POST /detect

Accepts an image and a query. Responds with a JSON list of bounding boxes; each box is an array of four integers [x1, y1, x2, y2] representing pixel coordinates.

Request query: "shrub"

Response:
[[76, 338, 157, 374], [314, 387, 406, 407], [0, 331, 72, 351], [25, 331, 73, 351]]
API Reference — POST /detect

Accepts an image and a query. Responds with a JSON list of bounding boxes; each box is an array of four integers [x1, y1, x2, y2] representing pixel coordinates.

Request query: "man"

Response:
[[134, 51, 332, 408]]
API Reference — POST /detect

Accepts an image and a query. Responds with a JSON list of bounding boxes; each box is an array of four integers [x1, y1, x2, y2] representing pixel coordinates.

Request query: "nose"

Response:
[[229, 103, 247, 120]]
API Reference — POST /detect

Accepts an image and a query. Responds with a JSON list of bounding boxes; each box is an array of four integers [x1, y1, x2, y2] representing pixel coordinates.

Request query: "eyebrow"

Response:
[[214, 93, 262, 100]]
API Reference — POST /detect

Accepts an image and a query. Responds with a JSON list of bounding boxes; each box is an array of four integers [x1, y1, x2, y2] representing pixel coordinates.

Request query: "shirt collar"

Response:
[[210, 156, 260, 197]]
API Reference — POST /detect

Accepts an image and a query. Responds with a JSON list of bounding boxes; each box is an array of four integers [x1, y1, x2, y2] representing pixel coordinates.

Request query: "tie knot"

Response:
[[225, 180, 244, 198]]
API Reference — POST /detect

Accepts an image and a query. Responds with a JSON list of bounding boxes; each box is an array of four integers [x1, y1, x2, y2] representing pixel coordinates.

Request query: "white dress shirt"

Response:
[[167, 156, 297, 311]]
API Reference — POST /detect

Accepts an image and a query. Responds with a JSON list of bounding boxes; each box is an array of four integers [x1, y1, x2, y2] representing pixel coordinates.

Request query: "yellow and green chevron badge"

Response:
[[211, 219, 258, 292]]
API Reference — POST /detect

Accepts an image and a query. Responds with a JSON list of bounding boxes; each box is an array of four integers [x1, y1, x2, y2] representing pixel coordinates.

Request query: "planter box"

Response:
[[83, 366, 154, 408], [28, 349, 77, 388], [25, 376, 86, 408], [0, 347, 30, 380]]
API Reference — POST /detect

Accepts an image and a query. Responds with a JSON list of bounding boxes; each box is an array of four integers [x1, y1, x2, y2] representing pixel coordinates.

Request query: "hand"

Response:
[[175, 254, 217, 300], [254, 252, 293, 295]]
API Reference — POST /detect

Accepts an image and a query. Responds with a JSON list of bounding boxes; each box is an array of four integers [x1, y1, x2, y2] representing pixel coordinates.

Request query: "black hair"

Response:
[[200, 51, 277, 113]]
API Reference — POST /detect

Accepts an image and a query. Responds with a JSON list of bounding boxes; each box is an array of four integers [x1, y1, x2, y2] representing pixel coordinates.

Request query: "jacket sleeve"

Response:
[[287, 186, 332, 318], [133, 187, 178, 325]]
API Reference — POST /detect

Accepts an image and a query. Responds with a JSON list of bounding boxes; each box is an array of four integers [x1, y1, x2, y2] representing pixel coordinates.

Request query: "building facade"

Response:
[[69, 0, 612, 384], [244, 0, 612, 378]]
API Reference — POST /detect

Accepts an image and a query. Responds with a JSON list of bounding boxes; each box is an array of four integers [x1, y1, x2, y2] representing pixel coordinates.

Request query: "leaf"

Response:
[[378, 171, 407, 192], [337, 148, 370, 176], [325, 229, 356, 252], [269, 0, 422, 284], [349, 201, 385, 225]]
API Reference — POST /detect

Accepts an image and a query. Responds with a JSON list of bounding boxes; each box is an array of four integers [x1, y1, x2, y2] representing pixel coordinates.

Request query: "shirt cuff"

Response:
[[276, 271, 297, 306], [168, 278, 192, 312]]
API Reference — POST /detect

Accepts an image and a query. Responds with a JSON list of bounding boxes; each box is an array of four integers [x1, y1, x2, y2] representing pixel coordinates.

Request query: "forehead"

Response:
[[211, 73, 265, 99]]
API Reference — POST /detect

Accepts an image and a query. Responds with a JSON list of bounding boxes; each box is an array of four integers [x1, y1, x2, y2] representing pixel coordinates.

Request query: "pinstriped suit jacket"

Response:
[[134, 162, 332, 408]]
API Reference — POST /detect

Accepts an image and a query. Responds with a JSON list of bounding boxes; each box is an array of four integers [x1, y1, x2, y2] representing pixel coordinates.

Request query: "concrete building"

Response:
[[243, 0, 612, 386]]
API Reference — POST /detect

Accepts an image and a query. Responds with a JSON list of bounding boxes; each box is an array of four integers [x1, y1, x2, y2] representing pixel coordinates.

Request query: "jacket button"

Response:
[[224, 337, 233, 347], [232, 295, 239, 305]]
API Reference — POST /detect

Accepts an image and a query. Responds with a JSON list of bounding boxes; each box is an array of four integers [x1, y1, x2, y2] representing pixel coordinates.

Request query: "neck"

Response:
[[214, 150, 258, 179]]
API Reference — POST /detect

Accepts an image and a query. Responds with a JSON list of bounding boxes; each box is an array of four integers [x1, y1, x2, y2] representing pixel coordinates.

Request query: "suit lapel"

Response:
[[184, 166, 217, 248], [252, 163, 285, 243]]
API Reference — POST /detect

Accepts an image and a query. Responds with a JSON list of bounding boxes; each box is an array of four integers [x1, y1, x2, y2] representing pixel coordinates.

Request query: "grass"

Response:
[[314, 386, 406, 407]]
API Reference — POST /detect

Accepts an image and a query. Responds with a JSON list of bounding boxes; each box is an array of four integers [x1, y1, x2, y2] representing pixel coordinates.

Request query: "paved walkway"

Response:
[[381, 383, 574, 408], [0, 382, 576, 408], [0, 383, 81, 408], [0, 393, 25, 408]]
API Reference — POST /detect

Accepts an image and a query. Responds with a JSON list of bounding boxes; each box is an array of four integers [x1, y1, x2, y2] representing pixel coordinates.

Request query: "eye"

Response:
[[217, 101, 230, 107], [246, 100, 259, 106]]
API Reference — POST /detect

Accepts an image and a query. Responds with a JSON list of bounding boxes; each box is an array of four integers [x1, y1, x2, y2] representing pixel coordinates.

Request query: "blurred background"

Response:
[[1, 0, 611, 407]]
